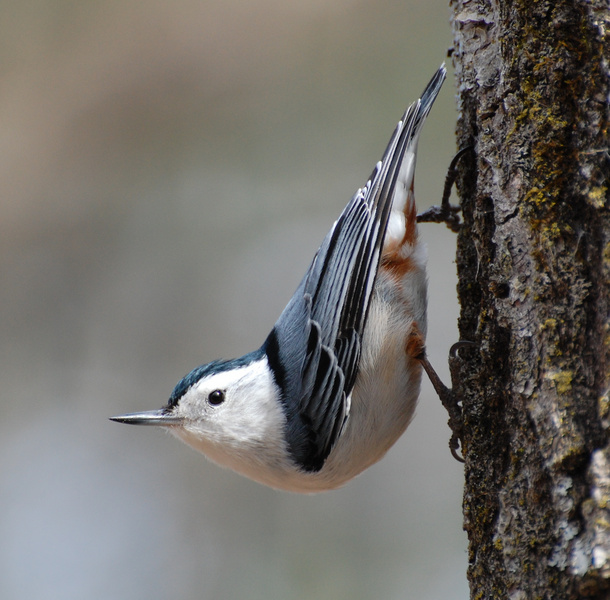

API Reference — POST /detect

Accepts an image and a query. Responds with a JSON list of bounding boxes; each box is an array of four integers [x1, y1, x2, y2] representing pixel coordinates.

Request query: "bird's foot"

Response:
[[416, 146, 473, 233], [418, 341, 476, 463]]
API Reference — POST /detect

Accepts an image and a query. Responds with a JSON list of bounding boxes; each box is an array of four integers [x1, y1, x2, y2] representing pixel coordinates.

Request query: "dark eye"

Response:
[[208, 389, 225, 405]]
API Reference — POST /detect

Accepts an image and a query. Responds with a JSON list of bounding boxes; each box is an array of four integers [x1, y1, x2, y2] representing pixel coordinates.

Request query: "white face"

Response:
[[169, 359, 289, 458]]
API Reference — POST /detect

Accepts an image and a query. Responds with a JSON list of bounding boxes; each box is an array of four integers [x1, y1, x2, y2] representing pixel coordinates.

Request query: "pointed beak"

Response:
[[109, 409, 184, 426]]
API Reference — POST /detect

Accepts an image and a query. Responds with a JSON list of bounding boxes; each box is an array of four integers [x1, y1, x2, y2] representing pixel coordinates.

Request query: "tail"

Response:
[[382, 65, 445, 261]]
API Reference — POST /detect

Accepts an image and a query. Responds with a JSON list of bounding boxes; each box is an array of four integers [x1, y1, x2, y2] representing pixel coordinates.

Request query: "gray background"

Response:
[[1, 1, 467, 598]]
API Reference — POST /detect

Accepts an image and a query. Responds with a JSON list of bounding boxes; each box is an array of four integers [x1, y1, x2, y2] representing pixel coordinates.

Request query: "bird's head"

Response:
[[110, 350, 289, 465]]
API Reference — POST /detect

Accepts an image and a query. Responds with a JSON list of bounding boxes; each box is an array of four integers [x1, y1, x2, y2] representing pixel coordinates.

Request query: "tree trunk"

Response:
[[449, 0, 610, 597]]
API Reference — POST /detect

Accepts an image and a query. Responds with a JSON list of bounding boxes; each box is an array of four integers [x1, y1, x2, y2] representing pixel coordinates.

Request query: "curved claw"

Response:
[[450, 340, 477, 358], [441, 146, 474, 210], [450, 435, 465, 463]]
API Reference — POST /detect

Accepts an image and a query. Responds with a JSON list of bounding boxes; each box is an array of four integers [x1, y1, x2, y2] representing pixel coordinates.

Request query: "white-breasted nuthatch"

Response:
[[111, 66, 448, 492]]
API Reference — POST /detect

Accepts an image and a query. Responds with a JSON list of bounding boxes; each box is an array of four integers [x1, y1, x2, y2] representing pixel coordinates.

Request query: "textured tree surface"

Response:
[[449, 0, 610, 598]]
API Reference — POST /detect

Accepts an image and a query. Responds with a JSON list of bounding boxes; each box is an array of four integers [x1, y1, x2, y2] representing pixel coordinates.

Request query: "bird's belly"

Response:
[[317, 311, 422, 484]]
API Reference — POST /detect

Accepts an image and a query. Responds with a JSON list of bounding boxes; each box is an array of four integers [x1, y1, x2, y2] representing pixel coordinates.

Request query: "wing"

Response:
[[264, 66, 446, 472]]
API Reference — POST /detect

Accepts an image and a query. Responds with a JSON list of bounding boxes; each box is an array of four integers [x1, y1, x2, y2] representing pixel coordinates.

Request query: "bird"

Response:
[[111, 65, 447, 493]]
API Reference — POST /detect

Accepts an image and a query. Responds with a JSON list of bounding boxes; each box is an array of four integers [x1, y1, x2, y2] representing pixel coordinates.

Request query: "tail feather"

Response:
[[383, 64, 445, 258]]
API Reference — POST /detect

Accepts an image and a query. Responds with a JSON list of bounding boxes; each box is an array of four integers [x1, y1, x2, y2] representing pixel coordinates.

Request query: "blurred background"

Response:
[[0, 1, 467, 598]]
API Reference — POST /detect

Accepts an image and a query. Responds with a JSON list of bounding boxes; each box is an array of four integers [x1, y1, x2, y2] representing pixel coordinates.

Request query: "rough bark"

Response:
[[449, 0, 610, 597]]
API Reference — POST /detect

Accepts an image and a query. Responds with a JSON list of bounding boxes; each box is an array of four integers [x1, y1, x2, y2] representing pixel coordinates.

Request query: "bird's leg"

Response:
[[417, 341, 476, 463], [416, 146, 473, 232], [415, 148, 475, 459], [415, 148, 476, 460]]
